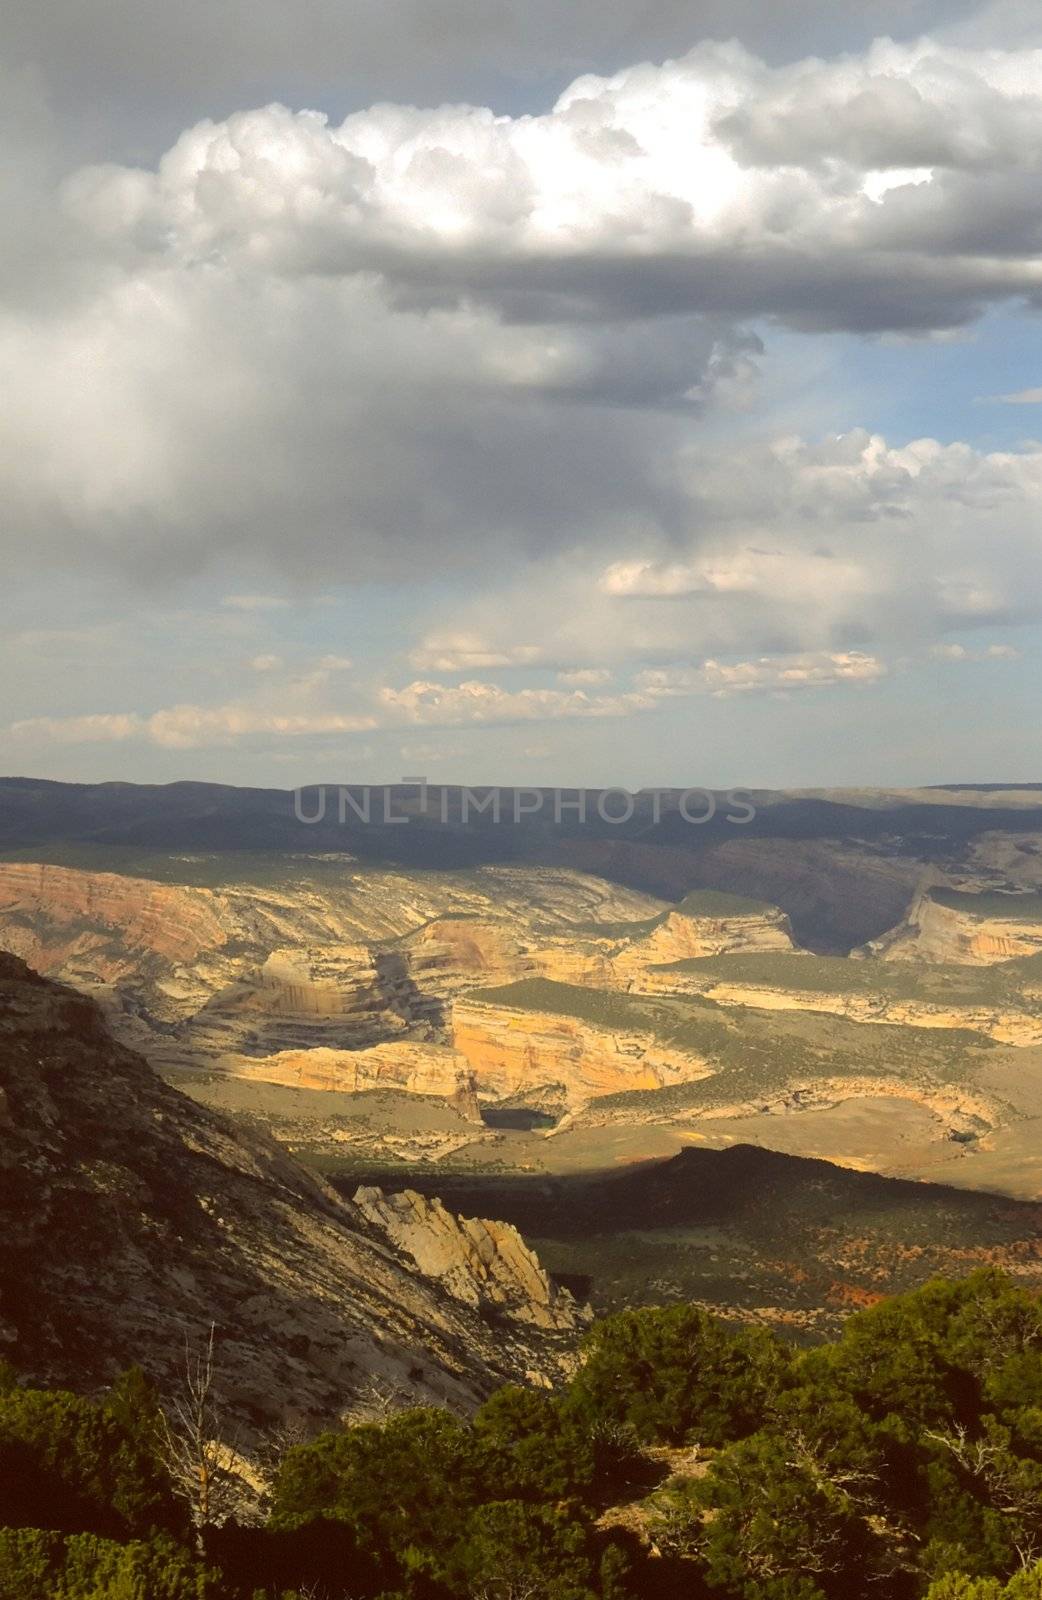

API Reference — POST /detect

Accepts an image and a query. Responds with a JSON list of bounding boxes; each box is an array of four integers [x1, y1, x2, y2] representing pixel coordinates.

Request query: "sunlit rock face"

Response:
[[0, 861, 230, 978], [450, 995, 715, 1108], [866, 890, 1042, 966], [0, 859, 793, 1106], [352, 1186, 589, 1332]]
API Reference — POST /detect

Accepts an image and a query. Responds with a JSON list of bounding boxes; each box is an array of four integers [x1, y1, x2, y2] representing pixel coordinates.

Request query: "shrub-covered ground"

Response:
[[6, 1272, 1042, 1599]]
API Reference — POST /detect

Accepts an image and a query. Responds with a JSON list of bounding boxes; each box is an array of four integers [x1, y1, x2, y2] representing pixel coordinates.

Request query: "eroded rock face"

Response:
[[0, 953, 585, 1430], [451, 996, 714, 1108], [641, 972, 1042, 1046], [0, 861, 793, 1109], [610, 907, 792, 979], [866, 892, 1042, 965], [352, 1188, 589, 1331], [229, 1041, 482, 1112], [0, 861, 230, 978]]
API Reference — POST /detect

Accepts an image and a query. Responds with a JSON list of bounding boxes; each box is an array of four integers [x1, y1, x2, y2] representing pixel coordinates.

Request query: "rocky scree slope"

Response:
[[0, 954, 585, 1433]]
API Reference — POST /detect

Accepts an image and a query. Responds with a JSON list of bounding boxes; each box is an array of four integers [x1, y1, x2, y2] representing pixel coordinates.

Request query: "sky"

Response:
[[4, 0, 1042, 790]]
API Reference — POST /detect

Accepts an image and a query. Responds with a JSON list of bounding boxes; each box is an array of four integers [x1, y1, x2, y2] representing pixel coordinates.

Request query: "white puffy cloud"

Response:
[[10, 713, 144, 744], [931, 641, 1021, 660], [378, 679, 651, 727], [4, 37, 1042, 602], [8, 642, 896, 751], [409, 635, 544, 672], [5, 26, 1042, 787], [61, 40, 1042, 335], [13, 703, 377, 749], [637, 651, 887, 698]]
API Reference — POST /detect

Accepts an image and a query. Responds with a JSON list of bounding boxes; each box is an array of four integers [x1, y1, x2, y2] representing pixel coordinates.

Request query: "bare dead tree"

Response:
[[343, 1374, 409, 1426], [156, 1323, 242, 1557], [926, 1423, 1042, 1568], [470, 1582, 541, 1600], [256, 1412, 319, 1485]]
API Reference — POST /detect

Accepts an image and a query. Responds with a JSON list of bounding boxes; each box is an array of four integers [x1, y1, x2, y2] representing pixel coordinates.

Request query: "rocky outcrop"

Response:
[[451, 994, 714, 1108], [352, 1188, 589, 1331], [0, 860, 230, 978], [548, 835, 921, 954], [865, 890, 1042, 965], [0, 860, 661, 1035], [229, 1040, 482, 1113], [677, 1075, 999, 1141], [640, 972, 1042, 1046], [610, 906, 792, 980], [0, 954, 585, 1431], [0, 860, 796, 1108]]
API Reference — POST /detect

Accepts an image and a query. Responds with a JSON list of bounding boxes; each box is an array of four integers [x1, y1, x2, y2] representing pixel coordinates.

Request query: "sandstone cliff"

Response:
[[228, 1039, 480, 1107], [0, 954, 585, 1432], [608, 903, 792, 980], [865, 888, 1042, 965], [450, 990, 715, 1108], [0, 861, 795, 1111], [641, 969, 1042, 1046], [352, 1188, 588, 1331]]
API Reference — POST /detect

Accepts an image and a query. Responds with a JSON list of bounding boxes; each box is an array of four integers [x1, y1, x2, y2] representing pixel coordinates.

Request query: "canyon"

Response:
[[0, 859, 794, 1107], [6, 787, 1042, 1176], [8, 779, 1042, 1346]]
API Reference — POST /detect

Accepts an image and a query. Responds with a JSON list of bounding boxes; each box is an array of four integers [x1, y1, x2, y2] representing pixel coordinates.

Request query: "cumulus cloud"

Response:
[[8, 677, 648, 747], [13, 703, 377, 749], [3, 36, 1042, 604], [637, 652, 887, 698], [61, 41, 1042, 335], [5, 23, 1042, 784], [931, 641, 1022, 659], [409, 635, 544, 672], [407, 429, 1042, 675], [0, 266, 733, 585], [8, 644, 896, 750], [378, 679, 651, 727]]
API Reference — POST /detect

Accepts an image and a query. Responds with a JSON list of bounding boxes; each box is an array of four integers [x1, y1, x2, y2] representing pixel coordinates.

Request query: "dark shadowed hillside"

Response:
[[0, 954, 584, 1431], [340, 1143, 1042, 1337]]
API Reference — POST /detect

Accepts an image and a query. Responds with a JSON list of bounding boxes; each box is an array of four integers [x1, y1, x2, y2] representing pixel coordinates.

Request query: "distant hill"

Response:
[[6, 775, 1042, 948]]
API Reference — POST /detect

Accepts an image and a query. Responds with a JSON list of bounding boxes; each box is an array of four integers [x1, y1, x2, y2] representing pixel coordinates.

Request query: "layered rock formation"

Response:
[[0, 954, 586, 1431], [548, 835, 922, 954], [352, 1188, 588, 1331], [0, 860, 797, 1111], [867, 888, 1042, 964], [451, 990, 715, 1108], [608, 902, 792, 980], [0, 860, 230, 980], [641, 968, 1042, 1046], [229, 1040, 482, 1114]]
